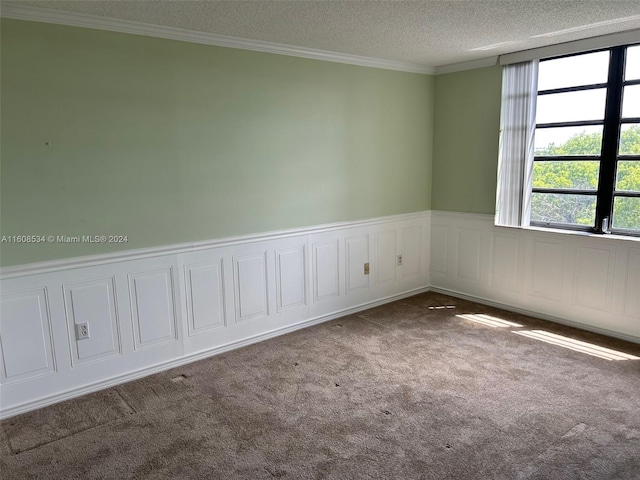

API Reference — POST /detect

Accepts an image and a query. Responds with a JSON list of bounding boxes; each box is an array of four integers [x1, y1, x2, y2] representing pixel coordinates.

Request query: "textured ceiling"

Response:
[[4, 0, 640, 68]]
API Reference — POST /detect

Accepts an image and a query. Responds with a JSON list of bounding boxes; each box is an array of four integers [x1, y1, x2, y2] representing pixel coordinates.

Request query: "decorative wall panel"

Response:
[[0, 289, 55, 383], [276, 246, 306, 312], [64, 278, 120, 365], [491, 233, 520, 292], [456, 228, 482, 282], [185, 260, 226, 335], [313, 240, 340, 302], [233, 252, 269, 322], [402, 226, 421, 279], [375, 231, 397, 285], [129, 268, 177, 349], [346, 235, 369, 294], [573, 245, 614, 311]]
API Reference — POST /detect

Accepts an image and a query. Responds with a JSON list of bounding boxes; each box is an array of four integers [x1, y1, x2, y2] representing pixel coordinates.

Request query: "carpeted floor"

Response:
[[2, 292, 640, 479]]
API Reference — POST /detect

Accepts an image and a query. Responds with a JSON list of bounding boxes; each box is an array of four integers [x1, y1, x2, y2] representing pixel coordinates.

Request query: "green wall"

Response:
[[0, 19, 434, 266], [432, 65, 502, 214]]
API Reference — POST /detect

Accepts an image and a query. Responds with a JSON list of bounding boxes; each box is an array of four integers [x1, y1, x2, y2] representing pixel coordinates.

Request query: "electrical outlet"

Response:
[[76, 322, 90, 340], [364, 262, 370, 275], [397, 255, 403, 266]]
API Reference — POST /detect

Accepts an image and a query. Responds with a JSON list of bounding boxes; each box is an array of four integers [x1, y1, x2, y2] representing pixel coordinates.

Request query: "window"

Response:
[[496, 43, 640, 237]]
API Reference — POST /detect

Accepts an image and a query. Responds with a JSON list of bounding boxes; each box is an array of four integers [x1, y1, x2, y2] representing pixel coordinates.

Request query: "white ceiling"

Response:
[[4, 0, 640, 69]]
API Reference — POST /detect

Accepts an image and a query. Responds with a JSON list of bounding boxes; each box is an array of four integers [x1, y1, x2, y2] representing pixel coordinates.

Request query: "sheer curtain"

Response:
[[495, 60, 538, 227]]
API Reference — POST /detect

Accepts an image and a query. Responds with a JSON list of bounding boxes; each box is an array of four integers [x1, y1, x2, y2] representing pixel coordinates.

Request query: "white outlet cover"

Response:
[[75, 322, 90, 340]]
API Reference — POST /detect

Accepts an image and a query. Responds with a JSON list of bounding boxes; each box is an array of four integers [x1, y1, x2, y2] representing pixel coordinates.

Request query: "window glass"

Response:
[[536, 89, 606, 124], [616, 161, 640, 192], [625, 45, 640, 81], [612, 197, 640, 231], [535, 126, 602, 156], [512, 44, 640, 235], [621, 85, 640, 118], [530, 193, 596, 226], [538, 51, 609, 90], [619, 124, 640, 155], [533, 161, 599, 189]]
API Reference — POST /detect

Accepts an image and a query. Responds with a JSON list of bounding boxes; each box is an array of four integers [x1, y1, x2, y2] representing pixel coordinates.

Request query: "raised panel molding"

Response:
[[402, 226, 421, 279], [425, 212, 640, 350], [0, 211, 432, 419], [527, 238, 565, 301], [456, 228, 482, 282], [63, 278, 121, 366], [128, 268, 177, 350], [573, 244, 615, 312], [185, 260, 226, 335], [276, 246, 306, 312], [375, 231, 397, 285], [313, 240, 340, 302], [0, 288, 55, 383], [346, 235, 370, 294], [233, 252, 269, 322], [430, 225, 448, 275], [624, 248, 640, 318], [491, 233, 520, 291], [430, 211, 640, 343]]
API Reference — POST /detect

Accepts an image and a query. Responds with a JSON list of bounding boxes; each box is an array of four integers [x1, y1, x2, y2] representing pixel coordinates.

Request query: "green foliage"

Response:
[[535, 133, 601, 156], [620, 126, 640, 155], [531, 125, 640, 229]]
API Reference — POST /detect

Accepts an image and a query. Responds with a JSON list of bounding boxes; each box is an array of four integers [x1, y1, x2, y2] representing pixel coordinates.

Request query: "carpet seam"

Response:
[[8, 415, 128, 455]]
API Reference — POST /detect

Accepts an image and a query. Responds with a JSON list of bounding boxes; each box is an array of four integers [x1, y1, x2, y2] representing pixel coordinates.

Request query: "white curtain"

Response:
[[495, 60, 538, 227]]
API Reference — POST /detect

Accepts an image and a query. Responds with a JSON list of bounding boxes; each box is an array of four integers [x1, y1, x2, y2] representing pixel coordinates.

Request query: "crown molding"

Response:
[[434, 56, 499, 75], [0, 3, 435, 75]]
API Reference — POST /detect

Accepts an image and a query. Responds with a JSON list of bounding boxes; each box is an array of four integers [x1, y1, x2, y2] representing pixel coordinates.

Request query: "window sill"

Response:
[[497, 224, 640, 244]]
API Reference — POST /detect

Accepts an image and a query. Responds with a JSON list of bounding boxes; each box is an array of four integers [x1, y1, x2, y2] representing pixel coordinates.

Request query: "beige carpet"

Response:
[[2, 292, 640, 479]]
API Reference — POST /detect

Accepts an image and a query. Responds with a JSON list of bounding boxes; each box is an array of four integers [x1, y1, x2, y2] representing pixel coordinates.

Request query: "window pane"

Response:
[[536, 89, 606, 124], [612, 197, 640, 231], [616, 161, 640, 191], [619, 124, 640, 155], [625, 45, 640, 81], [530, 193, 596, 226], [533, 161, 600, 189], [622, 85, 640, 118], [538, 51, 609, 90], [535, 126, 602, 156]]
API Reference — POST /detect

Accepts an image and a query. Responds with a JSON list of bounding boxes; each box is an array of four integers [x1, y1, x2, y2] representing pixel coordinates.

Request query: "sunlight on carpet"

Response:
[[513, 330, 640, 361], [456, 313, 523, 328]]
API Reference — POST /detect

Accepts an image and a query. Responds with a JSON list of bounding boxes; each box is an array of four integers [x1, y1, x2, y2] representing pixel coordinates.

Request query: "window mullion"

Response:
[[595, 47, 625, 233]]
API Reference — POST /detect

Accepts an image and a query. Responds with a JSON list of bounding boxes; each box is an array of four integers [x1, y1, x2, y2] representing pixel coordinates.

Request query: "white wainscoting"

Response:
[[430, 211, 640, 343], [4, 209, 636, 418], [0, 212, 430, 418]]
